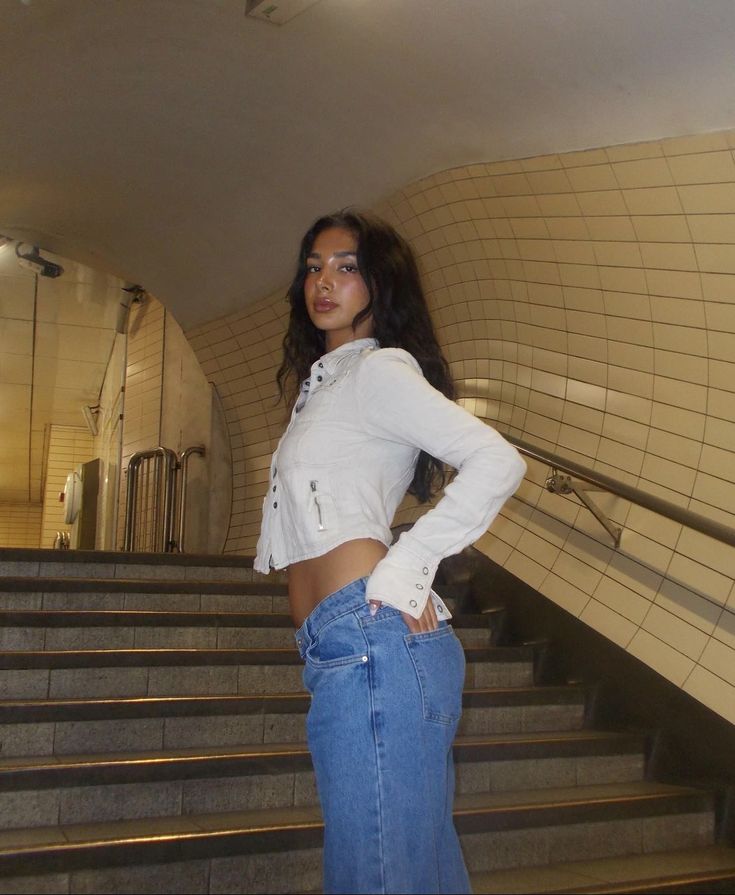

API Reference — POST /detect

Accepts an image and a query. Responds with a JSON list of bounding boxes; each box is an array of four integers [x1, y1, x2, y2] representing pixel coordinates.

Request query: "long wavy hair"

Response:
[[276, 209, 454, 503]]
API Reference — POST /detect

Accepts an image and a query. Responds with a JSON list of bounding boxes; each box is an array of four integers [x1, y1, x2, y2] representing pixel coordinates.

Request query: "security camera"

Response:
[[15, 243, 64, 278]]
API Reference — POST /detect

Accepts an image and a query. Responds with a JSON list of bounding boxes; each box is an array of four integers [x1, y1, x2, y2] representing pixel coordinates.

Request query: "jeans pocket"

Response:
[[304, 611, 369, 669], [404, 626, 465, 725]]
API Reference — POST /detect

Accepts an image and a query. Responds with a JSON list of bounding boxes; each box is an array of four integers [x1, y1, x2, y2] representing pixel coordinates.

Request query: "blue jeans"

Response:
[[295, 577, 471, 895]]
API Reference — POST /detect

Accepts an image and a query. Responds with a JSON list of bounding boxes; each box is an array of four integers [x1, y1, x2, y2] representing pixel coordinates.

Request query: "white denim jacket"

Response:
[[254, 338, 526, 619]]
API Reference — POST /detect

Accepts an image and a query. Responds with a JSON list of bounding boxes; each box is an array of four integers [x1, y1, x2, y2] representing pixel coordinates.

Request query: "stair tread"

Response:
[[469, 845, 735, 893], [0, 643, 534, 667], [0, 728, 645, 775], [0, 780, 712, 857]]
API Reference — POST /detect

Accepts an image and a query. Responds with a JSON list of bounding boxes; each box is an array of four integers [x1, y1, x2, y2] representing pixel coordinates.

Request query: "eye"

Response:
[[341, 264, 359, 273], [306, 264, 320, 274]]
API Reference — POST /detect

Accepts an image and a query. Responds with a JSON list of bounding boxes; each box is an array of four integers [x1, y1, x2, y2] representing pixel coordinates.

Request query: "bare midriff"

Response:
[[287, 538, 388, 628]]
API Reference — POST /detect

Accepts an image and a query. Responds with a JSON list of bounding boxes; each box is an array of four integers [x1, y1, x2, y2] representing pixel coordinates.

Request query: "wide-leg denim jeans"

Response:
[[295, 577, 471, 895]]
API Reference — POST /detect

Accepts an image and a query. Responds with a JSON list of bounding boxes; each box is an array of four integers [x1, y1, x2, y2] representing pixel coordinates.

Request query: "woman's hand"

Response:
[[401, 598, 439, 634], [369, 599, 439, 633]]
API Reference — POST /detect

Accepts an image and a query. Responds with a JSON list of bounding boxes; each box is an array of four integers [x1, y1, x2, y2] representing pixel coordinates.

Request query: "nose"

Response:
[[316, 269, 332, 291]]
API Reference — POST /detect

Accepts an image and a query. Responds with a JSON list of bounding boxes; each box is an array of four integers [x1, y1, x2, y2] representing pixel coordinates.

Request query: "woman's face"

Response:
[[304, 227, 374, 351]]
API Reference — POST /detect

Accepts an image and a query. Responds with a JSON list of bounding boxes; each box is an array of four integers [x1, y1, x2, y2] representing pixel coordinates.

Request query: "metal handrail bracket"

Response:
[[506, 433, 735, 550]]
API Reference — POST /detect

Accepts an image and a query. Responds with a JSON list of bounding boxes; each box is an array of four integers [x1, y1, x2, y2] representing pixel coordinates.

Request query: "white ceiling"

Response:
[[2, 0, 735, 331]]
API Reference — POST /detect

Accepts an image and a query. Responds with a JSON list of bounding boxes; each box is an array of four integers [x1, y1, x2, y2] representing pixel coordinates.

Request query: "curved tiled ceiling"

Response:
[[3, 0, 735, 329]]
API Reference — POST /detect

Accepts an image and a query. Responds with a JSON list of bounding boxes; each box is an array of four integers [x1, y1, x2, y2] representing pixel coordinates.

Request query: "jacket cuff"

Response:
[[365, 539, 439, 619]]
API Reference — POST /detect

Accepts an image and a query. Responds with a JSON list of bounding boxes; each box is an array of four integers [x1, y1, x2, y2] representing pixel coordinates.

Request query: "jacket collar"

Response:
[[316, 338, 379, 375]]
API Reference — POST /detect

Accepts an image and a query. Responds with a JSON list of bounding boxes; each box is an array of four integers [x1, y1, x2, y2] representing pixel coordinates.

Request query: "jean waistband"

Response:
[[294, 576, 368, 659]]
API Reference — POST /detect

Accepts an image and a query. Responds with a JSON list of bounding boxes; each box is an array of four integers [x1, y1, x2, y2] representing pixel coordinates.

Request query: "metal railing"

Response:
[[123, 445, 205, 552], [506, 434, 735, 549]]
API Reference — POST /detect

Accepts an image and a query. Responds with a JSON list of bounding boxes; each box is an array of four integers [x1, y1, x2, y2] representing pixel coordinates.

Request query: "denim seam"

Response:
[[404, 634, 456, 726], [366, 652, 387, 894]]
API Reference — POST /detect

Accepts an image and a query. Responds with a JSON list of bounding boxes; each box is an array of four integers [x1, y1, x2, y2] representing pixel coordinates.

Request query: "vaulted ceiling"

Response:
[[3, 0, 735, 331]]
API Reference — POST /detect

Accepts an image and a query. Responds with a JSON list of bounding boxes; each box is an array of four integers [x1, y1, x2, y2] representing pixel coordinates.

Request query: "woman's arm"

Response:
[[357, 348, 527, 619]]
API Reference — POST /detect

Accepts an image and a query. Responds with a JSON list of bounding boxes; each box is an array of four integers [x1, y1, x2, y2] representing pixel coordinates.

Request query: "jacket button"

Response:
[[317, 375, 323, 382], [415, 583, 424, 590], [410, 599, 417, 608], [318, 362, 323, 367], [437, 605, 444, 613], [273, 501, 278, 508], [423, 567, 429, 574], [272, 485, 276, 492]]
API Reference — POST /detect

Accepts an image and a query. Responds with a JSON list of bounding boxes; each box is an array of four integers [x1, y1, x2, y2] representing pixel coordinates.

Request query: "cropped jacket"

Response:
[[254, 338, 526, 619]]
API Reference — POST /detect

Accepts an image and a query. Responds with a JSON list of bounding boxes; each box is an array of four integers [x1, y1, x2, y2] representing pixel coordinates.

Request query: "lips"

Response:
[[313, 298, 337, 312]]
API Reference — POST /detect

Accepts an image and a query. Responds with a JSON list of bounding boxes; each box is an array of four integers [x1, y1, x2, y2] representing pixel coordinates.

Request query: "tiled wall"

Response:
[[186, 129, 735, 725], [40, 425, 94, 549], [0, 501, 41, 547]]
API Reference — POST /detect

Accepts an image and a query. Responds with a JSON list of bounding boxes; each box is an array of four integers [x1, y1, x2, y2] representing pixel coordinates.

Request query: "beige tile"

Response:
[[603, 291, 650, 320], [525, 169, 574, 194], [541, 571, 590, 616], [606, 316, 653, 347], [627, 629, 694, 685], [601, 413, 649, 450], [567, 165, 619, 192], [663, 131, 731, 156], [649, 295, 706, 326], [597, 436, 644, 475], [693, 469, 735, 514], [594, 575, 652, 624], [598, 265, 647, 293], [622, 186, 684, 215], [580, 599, 636, 647], [521, 153, 563, 172], [537, 193, 583, 216], [683, 665, 735, 725], [607, 364, 653, 398], [576, 190, 629, 216], [704, 302, 735, 333], [641, 603, 709, 660], [708, 387, 735, 421], [559, 263, 602, 289], [667, 150, 735, 184], [554, 240, 597, 265], [605, 389, 651, 424], [708, 358, 735, 392], [561, 147, 610, 167], [607, 141, 664, 162], [678, 182, 735, 213], [645, 268, 702, 300], [653, 401, 705, 439], [546, 216, 589, 240], [640, 241, 698, 271], [613, 158, 674, 189], [647, 427, 702, 468], [563, 285, 605, 312], [687, 213, 735, 243], [653, 375, 707, 411], [585, 216, 636, 241], [709, 329, 735, 361], [655, 576, 727, 636], [696, 243, 735, 274], [631, 215, 691, 242], [653, 321, 708, 356]]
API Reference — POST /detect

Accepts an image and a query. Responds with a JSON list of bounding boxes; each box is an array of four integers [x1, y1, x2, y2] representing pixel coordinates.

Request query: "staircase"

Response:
[[0, 547, 733, 894]]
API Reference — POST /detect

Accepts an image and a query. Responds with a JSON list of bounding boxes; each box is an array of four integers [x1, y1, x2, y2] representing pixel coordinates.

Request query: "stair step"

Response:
[[0, 610, 501, 650], [469, 845, 735, 893], [0, 730, 647, 828], [0, 685, 588, 756], [0, 782, 715, 884]]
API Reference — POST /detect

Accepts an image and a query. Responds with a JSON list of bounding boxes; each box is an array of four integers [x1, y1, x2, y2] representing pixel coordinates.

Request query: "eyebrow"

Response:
[[306, 250, 358, 259]]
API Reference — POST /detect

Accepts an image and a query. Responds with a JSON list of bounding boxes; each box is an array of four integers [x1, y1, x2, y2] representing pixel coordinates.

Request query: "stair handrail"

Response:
[[505, 434, 735, 549], [123, 445, 205, 552]]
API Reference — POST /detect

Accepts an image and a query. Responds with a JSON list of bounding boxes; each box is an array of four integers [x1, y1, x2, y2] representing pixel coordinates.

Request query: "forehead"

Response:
[[309, 227, 358, 256]]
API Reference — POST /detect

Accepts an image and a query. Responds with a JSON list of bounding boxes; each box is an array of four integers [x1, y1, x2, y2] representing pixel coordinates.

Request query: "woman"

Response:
[[255, 210, 526, 894]]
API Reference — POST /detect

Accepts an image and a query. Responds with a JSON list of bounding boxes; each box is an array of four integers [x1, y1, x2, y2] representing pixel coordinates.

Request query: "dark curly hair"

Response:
[[276, 209, 455, 502]]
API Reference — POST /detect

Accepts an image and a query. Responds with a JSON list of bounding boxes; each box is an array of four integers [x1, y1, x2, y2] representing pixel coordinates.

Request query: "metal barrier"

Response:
[[123, 445, 205, 552]]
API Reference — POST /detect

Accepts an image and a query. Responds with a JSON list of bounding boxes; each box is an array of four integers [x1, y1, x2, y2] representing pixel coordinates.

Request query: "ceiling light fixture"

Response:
[[15, 243, 64, 278]]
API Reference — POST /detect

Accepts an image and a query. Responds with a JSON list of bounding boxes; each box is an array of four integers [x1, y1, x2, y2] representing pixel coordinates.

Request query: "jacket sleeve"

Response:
[[357, 348, 526, 619]]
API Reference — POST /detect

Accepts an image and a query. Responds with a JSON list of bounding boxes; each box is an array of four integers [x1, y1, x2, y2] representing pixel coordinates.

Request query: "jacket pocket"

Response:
[[404, 626, 465, 725], [308, 479, 336, 532]]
